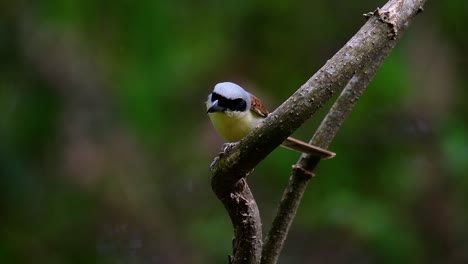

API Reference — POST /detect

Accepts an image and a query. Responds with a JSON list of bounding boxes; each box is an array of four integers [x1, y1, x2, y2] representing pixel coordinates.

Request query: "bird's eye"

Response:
[[227, 98, 247, 111], [211, 92, 221, 102]]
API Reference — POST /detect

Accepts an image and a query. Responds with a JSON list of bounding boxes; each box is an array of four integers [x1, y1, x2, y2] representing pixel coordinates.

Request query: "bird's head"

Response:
[[206, 82, 251, 114]]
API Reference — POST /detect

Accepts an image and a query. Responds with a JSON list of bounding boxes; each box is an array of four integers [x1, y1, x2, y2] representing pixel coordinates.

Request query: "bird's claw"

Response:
[[222, 142, 238, 153], [210, 155, 220, 171], [210, 142, 239, 171]]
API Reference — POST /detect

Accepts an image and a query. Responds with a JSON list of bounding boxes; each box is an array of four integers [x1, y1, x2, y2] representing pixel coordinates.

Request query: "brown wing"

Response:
[[250, 94, 269, 117]]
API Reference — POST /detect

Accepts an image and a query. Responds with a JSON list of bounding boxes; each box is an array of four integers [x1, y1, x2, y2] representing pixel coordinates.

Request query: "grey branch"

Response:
[[260, 22, 401, 264], [210, 0, 427, 263]]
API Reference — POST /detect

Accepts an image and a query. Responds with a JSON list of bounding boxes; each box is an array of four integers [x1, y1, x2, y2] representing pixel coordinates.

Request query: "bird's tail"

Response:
[[281, 137, 335, 159]]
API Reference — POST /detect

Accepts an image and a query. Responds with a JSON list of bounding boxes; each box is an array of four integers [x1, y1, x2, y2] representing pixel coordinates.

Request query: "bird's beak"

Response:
[[207, 100, 225, 113]]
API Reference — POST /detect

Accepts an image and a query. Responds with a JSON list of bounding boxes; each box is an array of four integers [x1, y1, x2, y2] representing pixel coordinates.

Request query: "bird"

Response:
[[206, 82, 335, 159]]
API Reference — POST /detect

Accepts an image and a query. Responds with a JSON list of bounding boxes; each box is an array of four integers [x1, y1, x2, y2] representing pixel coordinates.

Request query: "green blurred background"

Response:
[[1, 0, 467, 263]]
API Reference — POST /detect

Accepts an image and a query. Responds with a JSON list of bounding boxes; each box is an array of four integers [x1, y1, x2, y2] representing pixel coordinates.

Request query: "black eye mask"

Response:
[[211, 92, 247, 112]]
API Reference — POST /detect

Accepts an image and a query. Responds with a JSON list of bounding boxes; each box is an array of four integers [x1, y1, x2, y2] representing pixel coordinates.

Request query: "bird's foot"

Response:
[[210, 156, 220, 171], [210, 142, 239, 171], [222, 142, 238, 153]]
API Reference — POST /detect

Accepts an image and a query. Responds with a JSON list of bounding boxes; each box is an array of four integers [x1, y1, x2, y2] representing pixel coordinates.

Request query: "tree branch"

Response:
[[260, 30, 397, 264], [210, 0, 427, 263], [222, 180, 263, 264]]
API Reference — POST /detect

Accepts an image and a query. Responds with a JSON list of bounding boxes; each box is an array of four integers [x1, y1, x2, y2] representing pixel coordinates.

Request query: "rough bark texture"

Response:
[[210, 0, 427, 263]]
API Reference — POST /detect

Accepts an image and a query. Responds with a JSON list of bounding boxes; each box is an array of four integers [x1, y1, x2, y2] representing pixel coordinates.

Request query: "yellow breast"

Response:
[[208, 111, 264, 142]]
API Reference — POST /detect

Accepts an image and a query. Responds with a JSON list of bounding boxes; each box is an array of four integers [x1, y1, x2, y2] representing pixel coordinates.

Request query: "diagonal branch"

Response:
[[210, 0, 427, 263], [260, 29, 398, 264]]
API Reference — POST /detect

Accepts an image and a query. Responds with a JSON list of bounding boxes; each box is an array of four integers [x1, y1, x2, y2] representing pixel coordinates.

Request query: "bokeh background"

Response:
[[1, 0, 467, 263]]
